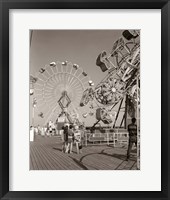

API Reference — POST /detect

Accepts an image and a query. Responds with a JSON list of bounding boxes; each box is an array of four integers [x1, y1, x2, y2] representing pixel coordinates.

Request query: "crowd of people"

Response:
[[61, 124, 84, 154], [31, 117, 138, 159], [31, 122, 85, 154], [33, 120, 58, 137]]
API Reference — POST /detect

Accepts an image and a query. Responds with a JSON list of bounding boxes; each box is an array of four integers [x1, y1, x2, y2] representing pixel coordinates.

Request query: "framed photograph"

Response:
[[0, 0, 169, 199]]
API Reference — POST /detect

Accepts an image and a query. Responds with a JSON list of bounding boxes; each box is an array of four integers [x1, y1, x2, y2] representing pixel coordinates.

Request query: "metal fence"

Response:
[[84, 129, 129, 147]]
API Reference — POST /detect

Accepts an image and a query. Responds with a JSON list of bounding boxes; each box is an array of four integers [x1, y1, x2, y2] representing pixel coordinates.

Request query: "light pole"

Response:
[[30, 75, 38, 127], [32, 98, 37, 127]]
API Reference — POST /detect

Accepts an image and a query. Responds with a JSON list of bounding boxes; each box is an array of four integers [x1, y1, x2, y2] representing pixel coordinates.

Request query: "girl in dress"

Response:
[[74, 126, 82, 154], [66, 125, 74, 154]]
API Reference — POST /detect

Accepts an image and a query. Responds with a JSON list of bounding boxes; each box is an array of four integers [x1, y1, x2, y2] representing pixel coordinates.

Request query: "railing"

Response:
[[84, 129, 129, 147], [33, 128, 129, 148]]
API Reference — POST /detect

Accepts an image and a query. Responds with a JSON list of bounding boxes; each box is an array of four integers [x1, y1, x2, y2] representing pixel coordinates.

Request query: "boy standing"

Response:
[[66, 125, 74, 154]]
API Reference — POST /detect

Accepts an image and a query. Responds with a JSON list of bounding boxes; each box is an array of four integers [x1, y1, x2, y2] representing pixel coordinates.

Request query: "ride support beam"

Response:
[[120, 113, 125, 128], [113, 98, 124, 128], [124, 95, 128, 129]]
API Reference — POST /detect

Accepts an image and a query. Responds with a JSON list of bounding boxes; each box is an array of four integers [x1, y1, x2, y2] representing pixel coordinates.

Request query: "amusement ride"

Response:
[[80, 29, 140, 130], [30, 61, 93, 126], [30, 30, 140, 132]]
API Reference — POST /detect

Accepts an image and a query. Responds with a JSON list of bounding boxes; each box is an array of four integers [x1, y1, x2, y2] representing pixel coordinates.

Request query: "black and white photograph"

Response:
[[29, 29, 140, 170]]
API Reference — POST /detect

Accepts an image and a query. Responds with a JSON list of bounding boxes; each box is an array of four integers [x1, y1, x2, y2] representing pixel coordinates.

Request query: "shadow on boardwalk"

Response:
[[30, 135, 137, 170]]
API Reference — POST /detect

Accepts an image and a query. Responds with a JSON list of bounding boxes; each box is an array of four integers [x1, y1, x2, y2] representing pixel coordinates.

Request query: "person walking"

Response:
[[61, 124, 69, 153], [126, 117, 137, 160], [66, 125, 74, 154]]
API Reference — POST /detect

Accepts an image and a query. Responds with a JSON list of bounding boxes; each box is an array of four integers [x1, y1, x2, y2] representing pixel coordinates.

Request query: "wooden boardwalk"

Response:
[[30, 135, 137, 170]]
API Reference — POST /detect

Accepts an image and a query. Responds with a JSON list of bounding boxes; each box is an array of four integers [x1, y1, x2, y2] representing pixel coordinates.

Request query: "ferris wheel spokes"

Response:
[[49, 65, 56, 75], [71, 83, 83, 93], [35, 81, 44, 87], [33, 61, 91, 126], [41, 71, 49, 80], [44, 93, 53, 100], [81, 77, 90, 88], [44, 75, 55, 85], [38, 73, 47, 82], [51, 62, 59, 74], [36, 79, 45, 85], [66, 66, 74, 84], [69, 64, 84, 84], [65, 72, 85, 91], [68, 69, 79, 86], [45, 100, 57, 110], [50, 76, 58, 86], [59, 62, 66, 73], [54, 73, 61, 84], [44, 89, 53, 95], [44, 86, 53, 91], [71, 68, 83, 82], [45, 79, 54, 86], [45, 81, 54, 89], [34, 86, 43, 91], [69, 71, 86, 87], [53, 74, 60, 84], [60, 63, 65, 73], [44, 103, 60, 125], [69, 79, 84, 92], [44, 66, 53, 77], [48, 79, 57, 88], [34, 99, 44, 107], [48, 99, 59, 109], [67, 68, 76, 85], [49, 64, 58, 76], [69, 77, 80, 88]]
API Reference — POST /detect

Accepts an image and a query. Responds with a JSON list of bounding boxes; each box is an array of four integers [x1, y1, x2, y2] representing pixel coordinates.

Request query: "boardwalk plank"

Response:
[[30, 144, 41, 170], [41, 143, 83, 170], [30, 147, 37, 170], [39, 144, 69, 170], [30, 136, 137, 170], [38, 145, 57, 170], [131, 162, 137, 170], [123, 160, 136, 170], [116, 161, 128, 170], [34, 145, 52, 170], [33, 145, 47, 170]]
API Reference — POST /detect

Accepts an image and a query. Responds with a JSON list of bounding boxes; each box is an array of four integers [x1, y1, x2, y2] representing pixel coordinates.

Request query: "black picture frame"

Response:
[[0, 0, 169, 199]]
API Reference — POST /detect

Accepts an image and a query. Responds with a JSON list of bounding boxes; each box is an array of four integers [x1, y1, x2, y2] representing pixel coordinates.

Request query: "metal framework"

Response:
[[30, 61, 91, 126]]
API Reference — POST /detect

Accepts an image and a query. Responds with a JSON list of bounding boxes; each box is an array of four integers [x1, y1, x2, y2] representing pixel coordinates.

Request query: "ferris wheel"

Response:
[[30, 61, 92, 125]]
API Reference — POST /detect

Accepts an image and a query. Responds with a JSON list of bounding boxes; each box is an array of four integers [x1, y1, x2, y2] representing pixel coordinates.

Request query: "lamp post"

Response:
[[32, 98, 37, 127], [30, 85, 37, 142], [30, 75, 38, 127]]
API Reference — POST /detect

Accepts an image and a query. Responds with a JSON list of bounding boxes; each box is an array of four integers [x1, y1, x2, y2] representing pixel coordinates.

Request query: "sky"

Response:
[[30, 30, 126, 127]]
